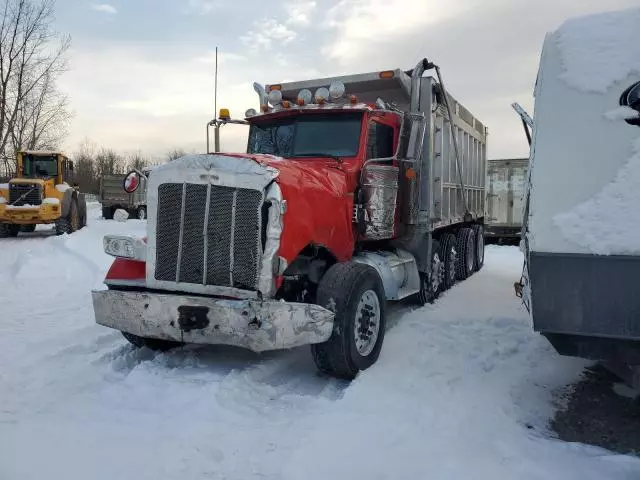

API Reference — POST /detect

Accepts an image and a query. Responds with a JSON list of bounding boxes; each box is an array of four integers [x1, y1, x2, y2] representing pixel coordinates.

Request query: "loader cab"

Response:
[[17, 151, 73, 185]]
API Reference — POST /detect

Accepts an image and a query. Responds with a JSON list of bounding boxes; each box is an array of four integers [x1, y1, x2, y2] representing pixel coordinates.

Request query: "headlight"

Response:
[[103, 235, 146, 261]]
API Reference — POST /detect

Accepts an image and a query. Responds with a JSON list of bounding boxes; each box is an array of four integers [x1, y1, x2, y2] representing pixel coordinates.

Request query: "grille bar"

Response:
[[229, 190, 237, 287], [202, 183, 212, 285], [175, 183, 188, 282]]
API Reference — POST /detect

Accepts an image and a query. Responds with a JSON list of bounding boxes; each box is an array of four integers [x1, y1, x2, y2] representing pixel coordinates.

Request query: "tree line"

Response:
[[0, 0, 193, 193], [71, 142, 187, 194]]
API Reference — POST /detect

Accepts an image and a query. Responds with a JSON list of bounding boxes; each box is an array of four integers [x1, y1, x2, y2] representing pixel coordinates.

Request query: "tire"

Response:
[[440, 233, 457, 290], [136, 206, 147, 220], [311, 262, 386, 380], [0, 223, 20, 238], [20, 224, 36, 233], [121, 332, 182, 351], [56, 199, 80, 235], [471, 224, 485, 271], [416, 240, 442, 305], [455, 227, 476, 281], [102, 206, 113, 220]]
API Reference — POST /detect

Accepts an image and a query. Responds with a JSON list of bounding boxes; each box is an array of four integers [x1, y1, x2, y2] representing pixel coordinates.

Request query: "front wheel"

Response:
[[456, 227, 476, 281], [122, 332, 182, 351], [0, 223, 20, 238], [311, 262, 386, 380], [20, 224, 36, 233], [416, 240, 442, 305], [55, 199, 80, 235], [471, 224, 485, 271]]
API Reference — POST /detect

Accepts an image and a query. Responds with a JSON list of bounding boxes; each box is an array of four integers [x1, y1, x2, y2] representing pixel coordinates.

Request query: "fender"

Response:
[[60, 189, 76, 217]]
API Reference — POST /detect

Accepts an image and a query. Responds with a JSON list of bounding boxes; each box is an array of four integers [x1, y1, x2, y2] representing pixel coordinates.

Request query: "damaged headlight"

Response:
[[103, 235, 146, 261]]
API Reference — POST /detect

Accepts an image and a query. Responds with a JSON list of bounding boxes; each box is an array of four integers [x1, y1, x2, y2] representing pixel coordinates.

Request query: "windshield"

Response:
[[247, 112, 363, 158], [23, 154, 58, 178]]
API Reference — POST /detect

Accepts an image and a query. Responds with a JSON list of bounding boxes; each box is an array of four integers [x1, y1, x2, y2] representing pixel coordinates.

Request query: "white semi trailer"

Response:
[[520, 7, 640, 383]]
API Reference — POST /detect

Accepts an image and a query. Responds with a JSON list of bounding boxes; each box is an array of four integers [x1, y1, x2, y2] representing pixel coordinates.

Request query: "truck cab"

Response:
[[93, 60, 488, 379], [0, 151, 87, 237]]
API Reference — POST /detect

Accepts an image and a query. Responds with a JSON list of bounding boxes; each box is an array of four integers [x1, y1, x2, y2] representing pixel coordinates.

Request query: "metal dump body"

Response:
[[485, 157, 528, 239], [276, 70, 487, 231]]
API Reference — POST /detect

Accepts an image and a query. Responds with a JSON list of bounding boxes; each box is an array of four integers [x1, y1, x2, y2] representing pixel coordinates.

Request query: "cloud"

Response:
[[286, 0, 317, 26], [184, 0, 220, 15], [241, 19, 298, 50], [91, 3, 117, 14]]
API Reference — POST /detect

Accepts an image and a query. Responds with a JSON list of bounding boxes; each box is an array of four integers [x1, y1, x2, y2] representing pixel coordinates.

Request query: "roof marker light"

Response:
[[329, 80, 345, 99], [314, 87, 330, 104], [297, 88, 312, 105], [268, 89, 283, 105], [379, 70, 394, 79]]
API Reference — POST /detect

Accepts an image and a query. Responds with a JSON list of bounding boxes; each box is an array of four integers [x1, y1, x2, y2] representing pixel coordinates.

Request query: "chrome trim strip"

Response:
[[175, 182, 187, 282], [202, 183, 212, 285]]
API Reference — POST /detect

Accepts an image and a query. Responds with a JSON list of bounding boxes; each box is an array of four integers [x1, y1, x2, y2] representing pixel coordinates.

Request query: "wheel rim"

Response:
[[354, 290, 381, 356], [477, 231, 484, 264], [431, 252, 442, 293], [466, 236, 474, 272]]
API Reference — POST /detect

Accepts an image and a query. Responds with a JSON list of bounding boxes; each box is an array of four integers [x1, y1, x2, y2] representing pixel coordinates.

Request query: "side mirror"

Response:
[[123, 170, 141, 193]]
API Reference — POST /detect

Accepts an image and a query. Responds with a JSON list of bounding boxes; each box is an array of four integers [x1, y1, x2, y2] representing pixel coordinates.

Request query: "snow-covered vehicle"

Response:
[[92, 59, 488, 379], [520, 8, 640, 383]]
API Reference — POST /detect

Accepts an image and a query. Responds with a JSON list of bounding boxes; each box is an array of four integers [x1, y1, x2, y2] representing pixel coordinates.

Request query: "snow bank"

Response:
[[113, 208, 129, 222], [554, 137, 640, 255], [556, 8, 640, 93]]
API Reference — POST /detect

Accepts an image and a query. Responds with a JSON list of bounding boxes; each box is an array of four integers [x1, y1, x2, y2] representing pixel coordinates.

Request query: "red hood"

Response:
[[222, 153, 355, 264]]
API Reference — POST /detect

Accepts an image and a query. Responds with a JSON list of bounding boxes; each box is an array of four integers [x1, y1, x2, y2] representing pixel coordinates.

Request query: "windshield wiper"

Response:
[[292, 153, 342, 163]]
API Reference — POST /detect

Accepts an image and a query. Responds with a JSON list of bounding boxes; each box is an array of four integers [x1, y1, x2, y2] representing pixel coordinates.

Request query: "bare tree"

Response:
[[0, 0, 71, 177], [166, 148, 187, 163], [126, 150, 149, 172]]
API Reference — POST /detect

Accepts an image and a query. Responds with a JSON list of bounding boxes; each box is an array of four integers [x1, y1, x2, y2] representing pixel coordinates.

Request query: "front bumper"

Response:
[[91, 289, 335, 352], [0, 203, 61, 224]]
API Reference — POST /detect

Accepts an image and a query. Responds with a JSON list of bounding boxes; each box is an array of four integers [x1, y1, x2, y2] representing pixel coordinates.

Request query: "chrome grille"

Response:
[[9, 184, 42, 206], [155, 182, 264, 290]]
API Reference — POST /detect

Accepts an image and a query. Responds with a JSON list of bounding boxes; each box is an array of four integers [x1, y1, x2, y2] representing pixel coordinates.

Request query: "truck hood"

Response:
[[9, 178, 46, 186], [148, 153, 348, 197]]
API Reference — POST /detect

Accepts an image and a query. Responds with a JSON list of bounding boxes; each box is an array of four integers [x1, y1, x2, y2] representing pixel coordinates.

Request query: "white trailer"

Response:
[[521, 7, 640, 381], [485, 157, 528, 242]]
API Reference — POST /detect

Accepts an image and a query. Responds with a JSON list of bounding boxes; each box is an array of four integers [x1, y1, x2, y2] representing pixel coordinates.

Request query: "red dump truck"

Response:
[[92, 59, 488, 379]]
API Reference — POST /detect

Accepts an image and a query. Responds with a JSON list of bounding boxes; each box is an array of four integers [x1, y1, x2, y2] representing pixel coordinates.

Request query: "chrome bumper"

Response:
[[91, 289, 334, 352]]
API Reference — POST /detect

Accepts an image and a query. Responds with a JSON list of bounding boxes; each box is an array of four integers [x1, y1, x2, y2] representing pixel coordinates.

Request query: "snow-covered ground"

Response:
[[1, 203, 639, 479]]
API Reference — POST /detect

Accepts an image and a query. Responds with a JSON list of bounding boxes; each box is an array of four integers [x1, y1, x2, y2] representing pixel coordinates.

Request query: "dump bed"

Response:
[[274, 68, 487, 229]]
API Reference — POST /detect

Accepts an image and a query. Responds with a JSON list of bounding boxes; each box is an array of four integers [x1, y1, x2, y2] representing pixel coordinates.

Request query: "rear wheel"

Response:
[[56, 199, 80, 235], [416, 240, 442, 305], [102, 206, 113, 220], [440, 233, 457, 290], [20, 224, 36, 233], [456, 227, 476, 280], [0, 223, 20, 238], [121, 332, 182, 351], [136, 206, 147, 220], [471, 224, 485, 271], [311, 262, 386, 380]]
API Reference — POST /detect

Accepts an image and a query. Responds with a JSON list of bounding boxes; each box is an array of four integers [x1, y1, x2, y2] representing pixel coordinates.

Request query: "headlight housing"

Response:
[[103, 235, 146, 261]]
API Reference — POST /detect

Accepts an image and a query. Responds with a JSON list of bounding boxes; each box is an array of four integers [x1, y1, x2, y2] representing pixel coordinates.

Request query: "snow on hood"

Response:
[[56, 183, 71, 192], [556, 7, 640, 93], [0, 183, 8, 189], [148, 154, 279, 192]]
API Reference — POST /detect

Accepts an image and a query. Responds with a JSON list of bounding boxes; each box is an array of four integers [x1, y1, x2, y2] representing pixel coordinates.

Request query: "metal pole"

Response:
[[214, 46, 218, 121], [214, 123, 220, 153]]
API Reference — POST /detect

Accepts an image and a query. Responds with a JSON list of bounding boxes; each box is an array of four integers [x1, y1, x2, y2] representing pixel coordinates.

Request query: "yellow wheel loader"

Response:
[[0, 151, 87, 237]]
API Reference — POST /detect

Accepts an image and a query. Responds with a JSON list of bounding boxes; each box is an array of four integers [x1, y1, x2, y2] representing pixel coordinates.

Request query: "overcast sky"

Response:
[[54, 0, 638, 161]]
